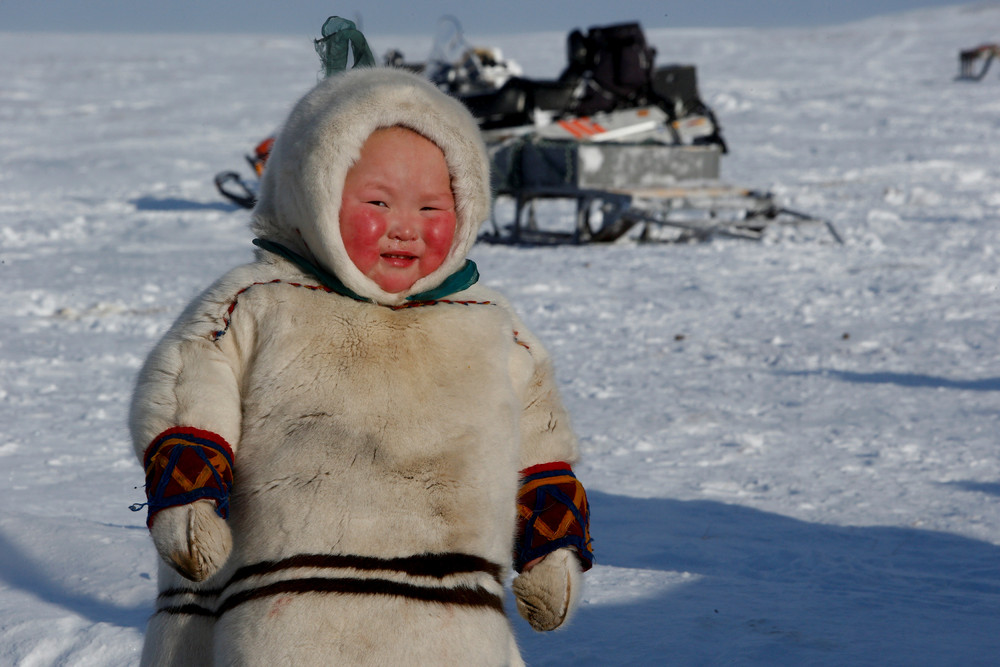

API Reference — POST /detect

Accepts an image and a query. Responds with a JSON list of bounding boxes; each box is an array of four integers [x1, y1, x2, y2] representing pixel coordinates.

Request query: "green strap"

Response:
[[409, 259, 479, 302], [252, 238, 479, 303], [314, 17, 376, 78]]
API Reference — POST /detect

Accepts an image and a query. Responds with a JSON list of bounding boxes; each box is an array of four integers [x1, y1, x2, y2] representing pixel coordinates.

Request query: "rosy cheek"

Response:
[[340, 203, 386, 272], [422, 213, 457, 265]]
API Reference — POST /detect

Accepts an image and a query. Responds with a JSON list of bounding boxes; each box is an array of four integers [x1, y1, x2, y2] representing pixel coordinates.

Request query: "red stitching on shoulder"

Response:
[[212, 280, 331, 340]]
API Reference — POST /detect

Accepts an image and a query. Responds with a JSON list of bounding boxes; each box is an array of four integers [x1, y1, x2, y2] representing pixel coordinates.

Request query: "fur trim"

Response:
[[150, 500, 233, 583], [250, 67, 491, 306]]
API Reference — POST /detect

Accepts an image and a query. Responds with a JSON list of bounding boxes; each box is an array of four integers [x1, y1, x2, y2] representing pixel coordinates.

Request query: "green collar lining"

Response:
[[252, 238, 479, 303]]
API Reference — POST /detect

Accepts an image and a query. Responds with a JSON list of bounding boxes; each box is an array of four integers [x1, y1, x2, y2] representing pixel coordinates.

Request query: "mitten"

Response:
[[140, 427, 236, 581], [150, 499, 232, 582], [512, 547, 581, 631]]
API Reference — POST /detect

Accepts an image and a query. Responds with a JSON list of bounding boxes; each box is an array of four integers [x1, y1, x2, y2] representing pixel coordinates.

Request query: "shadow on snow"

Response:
[[0, 521, 149, 630], [2, 493, 998, 662], [515, 490, 1000, 666], [131, 196, 238, 213], [780, 369, 1000, 392]]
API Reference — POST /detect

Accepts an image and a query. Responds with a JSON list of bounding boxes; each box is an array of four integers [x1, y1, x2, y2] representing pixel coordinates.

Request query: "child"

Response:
[[131, 67, 593, 666]]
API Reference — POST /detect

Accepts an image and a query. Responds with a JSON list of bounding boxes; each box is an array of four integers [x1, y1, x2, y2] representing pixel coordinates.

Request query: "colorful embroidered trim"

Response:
[[142, 427, 235, 528], [211, 283, 497, 342], [514, 462, 594, 573], [513, 330, 530, 350]]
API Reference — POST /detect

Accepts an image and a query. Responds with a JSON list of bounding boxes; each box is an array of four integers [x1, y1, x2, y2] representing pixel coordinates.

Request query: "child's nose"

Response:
[[387, 212, 419, 241]]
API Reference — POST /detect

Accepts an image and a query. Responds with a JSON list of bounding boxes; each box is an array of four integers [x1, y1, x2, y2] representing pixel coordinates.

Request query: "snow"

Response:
[[2, 4, 1000, 664]]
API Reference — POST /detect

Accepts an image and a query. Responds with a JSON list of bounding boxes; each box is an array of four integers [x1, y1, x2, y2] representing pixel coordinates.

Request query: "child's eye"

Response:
[[366, 200, 388, 207]]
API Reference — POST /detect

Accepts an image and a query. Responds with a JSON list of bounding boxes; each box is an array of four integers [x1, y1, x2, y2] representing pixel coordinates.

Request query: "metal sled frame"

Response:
[[486, 183, 841, 244], [484, 137, 840, 245]]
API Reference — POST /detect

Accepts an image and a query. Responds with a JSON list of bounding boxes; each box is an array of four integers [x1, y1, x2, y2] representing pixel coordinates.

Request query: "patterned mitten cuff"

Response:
[[514, 462, 594, 573], [141, 427, 235, 528]]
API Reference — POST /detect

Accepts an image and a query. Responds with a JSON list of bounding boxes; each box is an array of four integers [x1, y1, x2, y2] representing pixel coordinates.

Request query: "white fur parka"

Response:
[[130, 68, 586, 666]]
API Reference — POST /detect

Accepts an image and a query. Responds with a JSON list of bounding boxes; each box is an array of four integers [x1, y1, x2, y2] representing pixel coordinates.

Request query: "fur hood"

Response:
[[250, 67, 491, 306]]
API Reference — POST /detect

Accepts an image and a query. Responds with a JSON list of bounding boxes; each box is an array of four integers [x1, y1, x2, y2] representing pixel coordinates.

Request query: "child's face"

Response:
[[339, 126, 457, 294]]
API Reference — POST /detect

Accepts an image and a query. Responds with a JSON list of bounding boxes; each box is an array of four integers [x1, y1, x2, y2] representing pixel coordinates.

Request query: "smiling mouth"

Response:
[[380, 252, 418, 266]]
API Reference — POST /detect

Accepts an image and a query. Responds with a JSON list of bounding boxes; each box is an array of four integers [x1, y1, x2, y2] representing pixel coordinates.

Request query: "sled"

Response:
[[487, 181, 841, 245], [214, 136, 273, 209], [957, 43, 1000, 80], [214, 171, 257, 209], [484, 135, 841, 244]]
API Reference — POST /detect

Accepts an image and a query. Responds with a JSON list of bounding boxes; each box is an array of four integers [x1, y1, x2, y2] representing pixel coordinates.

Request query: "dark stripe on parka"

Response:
[[155, 602, 216, 617], [215, 576, 504, 616], [227, 551, 505, 586], [155, 552, 505, 617]]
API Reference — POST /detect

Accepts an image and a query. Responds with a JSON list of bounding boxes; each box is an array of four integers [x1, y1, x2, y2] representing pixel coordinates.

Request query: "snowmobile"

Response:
[[442, 21, 836, 243], [389, 18, 728, 150]]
